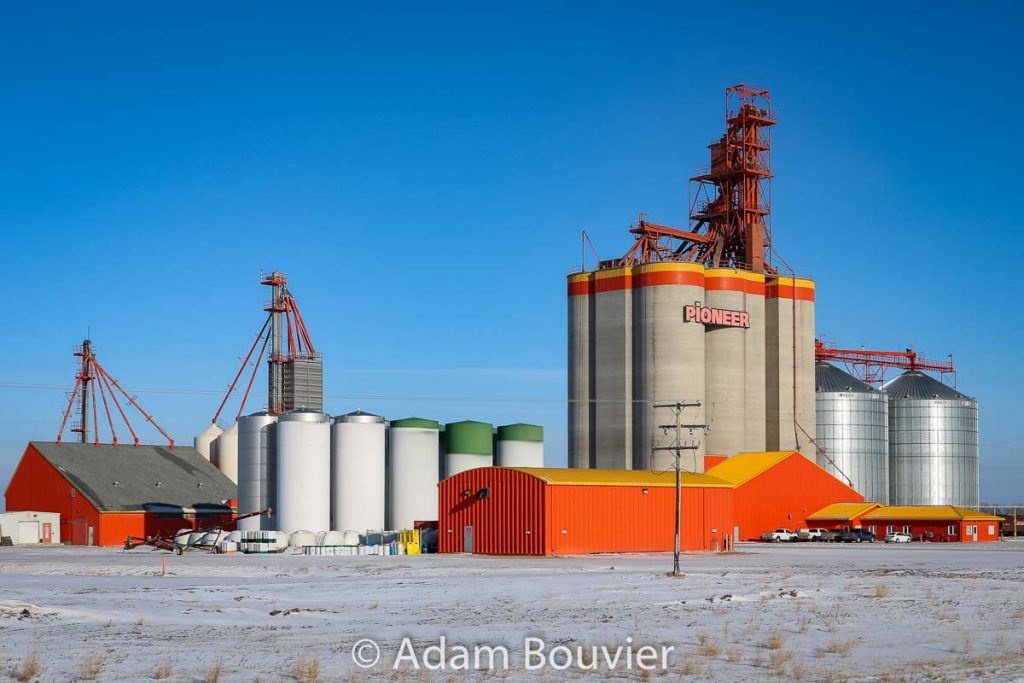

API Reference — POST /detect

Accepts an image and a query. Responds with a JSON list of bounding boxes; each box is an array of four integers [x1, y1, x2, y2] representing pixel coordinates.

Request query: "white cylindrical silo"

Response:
[[237, 411, 278, 532], [495, 423, 544, 467], [275, 408, 331, 534], [194, 423, 223, 462], [386, 418, 440, 530], [215, 422, 239, 483], [331, 411, 386, 533]]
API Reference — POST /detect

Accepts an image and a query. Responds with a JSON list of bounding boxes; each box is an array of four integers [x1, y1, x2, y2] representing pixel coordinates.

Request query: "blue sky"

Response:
[[1, 2, 1021, 503]]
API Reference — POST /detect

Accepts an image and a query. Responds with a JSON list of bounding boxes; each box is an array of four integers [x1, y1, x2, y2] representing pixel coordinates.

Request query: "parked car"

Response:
[[797, 528, 828, 541], [761, 528, 798, 542], [884, 532, 912, 543], [834, 528, 875, 543]]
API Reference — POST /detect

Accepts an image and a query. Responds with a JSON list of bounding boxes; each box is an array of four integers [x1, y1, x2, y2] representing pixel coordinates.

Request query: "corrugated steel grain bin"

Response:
[[439, 467, 734, 555]]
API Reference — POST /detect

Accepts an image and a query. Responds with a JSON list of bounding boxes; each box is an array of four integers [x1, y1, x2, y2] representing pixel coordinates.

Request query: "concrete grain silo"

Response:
[[567, 271, 592, 469], [632, 263, 707, 471], [765, 276, 816, 459], [883, 371, 979, 507], [815, 362, 889, 504]]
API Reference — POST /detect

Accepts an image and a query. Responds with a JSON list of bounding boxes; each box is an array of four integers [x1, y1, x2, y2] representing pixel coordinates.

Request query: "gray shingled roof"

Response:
[[815, 362, 877, 394], [882, 371, 974, 401], [30, 441, 237, 512]]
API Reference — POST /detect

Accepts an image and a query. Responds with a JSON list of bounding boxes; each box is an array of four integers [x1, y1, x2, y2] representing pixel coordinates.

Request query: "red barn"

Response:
[[4, 442, 237, 546], [439, 467, 734, 555], [706, 451, 865, 541]]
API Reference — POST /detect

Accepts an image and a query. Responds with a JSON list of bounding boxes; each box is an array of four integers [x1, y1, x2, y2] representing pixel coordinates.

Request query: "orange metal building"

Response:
[[439, 467, 734, 555], [807, 503, 1003, 543], [706, 451, 865, 541], [5, 442, 237, 546]]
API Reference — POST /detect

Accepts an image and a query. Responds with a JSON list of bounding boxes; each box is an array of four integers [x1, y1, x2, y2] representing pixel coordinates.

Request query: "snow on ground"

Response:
[[2, 541, 1024, 682]]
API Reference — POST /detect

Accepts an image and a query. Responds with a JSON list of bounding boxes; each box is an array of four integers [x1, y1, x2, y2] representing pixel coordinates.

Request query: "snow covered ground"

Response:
[[2, 541, 1024, 682]]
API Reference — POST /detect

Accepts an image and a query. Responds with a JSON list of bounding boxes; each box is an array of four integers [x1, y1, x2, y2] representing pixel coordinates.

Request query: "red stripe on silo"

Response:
[[704, 276, 765, 295], [634, 270, 704, 288], [765, 283, 815, 301]]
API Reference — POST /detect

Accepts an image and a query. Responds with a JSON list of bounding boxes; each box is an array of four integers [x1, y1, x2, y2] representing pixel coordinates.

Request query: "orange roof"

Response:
[[703, 451, 796, 486], [507, 467, 733, 488], [862, 506, 1004, 522], [806, 502, 882, 521]]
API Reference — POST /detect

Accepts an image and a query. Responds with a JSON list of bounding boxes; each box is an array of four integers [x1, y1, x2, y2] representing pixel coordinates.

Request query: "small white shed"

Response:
[[0, 511, 61, 544]]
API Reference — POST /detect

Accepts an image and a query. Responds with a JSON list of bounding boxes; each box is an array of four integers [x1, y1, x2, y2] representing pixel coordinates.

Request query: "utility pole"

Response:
[[653, 400, 705, 577]]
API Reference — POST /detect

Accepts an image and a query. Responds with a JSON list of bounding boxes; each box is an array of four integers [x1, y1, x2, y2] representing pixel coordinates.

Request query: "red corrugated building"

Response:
[[706, 451, 865, 541], [439, 467, 734, 555], [807, 503, 1003, 543], [5, 442, 237, 546]]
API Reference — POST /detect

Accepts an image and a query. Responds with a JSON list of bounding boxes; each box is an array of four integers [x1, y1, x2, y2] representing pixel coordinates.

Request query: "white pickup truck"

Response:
[[761, 528, 798, 542]]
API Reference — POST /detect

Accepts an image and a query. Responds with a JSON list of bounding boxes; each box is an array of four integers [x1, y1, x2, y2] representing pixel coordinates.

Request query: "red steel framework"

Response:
[[614, 84, 779, 273], [56, 341, 175, 447], [210, 271, 318, 424], [815, 340, 956, 387]]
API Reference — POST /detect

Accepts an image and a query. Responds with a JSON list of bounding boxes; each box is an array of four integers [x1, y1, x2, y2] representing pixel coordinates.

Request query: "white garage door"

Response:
[[17, 521, 39, 544]]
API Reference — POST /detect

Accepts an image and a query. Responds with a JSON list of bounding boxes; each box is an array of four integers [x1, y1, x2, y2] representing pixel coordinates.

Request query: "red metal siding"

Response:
[[5, 445, 102, 544], [438, 468, 546, 555], [866, 519, 1000, 543], [546, 485, 733, 554], [732, 455, 865, 541]]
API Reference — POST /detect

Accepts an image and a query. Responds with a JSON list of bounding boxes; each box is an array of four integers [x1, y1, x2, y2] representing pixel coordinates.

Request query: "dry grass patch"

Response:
[[819, 638, 858, 656], [763, 632, 785, 650], [153, 661, 173, 679], [78, 653, 106, 680], [9, 651, 42, 682], [873, 585, 891, 598], [293, 655, 322, 683], [725, 647, 743, 663], [700, 641, 722, 658], [204, 658, 223, 683], [768, 650, 794, 674], [679, 658, 703, 676]]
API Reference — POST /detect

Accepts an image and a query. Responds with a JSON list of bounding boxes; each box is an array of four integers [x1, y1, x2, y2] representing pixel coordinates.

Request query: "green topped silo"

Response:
[[495, 423, 544, 467], [444, 420, 494, 477]]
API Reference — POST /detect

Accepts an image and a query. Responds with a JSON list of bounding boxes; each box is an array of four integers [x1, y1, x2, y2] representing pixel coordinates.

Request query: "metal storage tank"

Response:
[[567, 271, 592, 468], [387, 417, 440, 530], [883, 371, 979, 507], [632, 263, 706, 471], [765, 276, 816, 459], [215, 422, 239, 483], [237, 411, 278, 532], [194, 423, 222, 462], [331, 411, 386, 533], [275, 408, 331, 534], [704, 269, 764, 456], [815, 362, 889, 504], [495, 423, 544, 467], [444, 420, 494, 477], [592, 266, 633, 469]]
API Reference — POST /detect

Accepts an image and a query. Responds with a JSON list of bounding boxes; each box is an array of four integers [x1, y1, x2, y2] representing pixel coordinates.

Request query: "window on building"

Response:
[[948, 525, 957, 535], [902, 525, 911, 534], [989, 525, 996, 536], [887, 525, 895, 534], [70, 488, 76, 498], [868, 525, 876, 534]]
